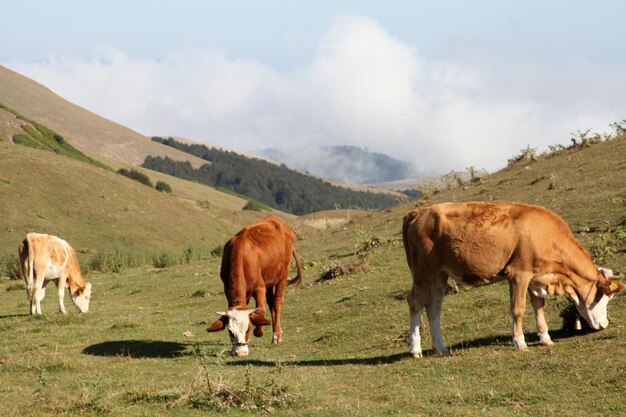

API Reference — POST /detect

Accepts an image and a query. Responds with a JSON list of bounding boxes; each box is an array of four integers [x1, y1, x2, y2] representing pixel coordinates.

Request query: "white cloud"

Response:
[[8, 16, 625, 176]]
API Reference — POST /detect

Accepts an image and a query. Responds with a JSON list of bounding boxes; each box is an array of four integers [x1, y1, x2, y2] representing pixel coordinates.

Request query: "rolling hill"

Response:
[[144, 137, 404, 215], [0, 65, 207, 167], [0, 140, 268, 270]]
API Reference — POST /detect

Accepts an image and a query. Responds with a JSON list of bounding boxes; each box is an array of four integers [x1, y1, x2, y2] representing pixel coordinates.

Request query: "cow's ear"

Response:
[[598, 279, 625, 296], [250, 311, 271, 327], [207, 315, 228, 332]]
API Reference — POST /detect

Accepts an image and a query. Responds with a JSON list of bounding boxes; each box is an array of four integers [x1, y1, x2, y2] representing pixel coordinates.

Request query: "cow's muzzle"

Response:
[[231, 342, 249, 357]]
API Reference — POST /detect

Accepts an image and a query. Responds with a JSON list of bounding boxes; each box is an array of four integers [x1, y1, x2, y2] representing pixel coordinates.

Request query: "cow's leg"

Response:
[[271, 282, 286, 344], [266, 286, 275, 339], [251, 286, 268, 337], [56, 277, 67, 314], [34, 285, 46, 315], [25, 274, 35, 315], [426, 273, 450, 356], [529, 292, 553, 346], [509, 275, 531, 351], [407, 282, 428, 358]]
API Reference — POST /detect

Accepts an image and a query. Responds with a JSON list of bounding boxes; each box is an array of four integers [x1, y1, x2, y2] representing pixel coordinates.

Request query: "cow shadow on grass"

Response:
[[228, 351, 411, 367], [83, 340, 223, 359], [0, 313, 29, 319], [83, 340, 191, 358], [446, 327, 585, 352], [229, 328, 589, 368]]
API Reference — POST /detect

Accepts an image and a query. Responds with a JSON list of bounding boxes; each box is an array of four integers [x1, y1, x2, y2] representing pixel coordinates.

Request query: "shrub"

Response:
[[508, 145, 538, 166], [117, 168, 153, 187], [89, 249, 140, 273], [242, 199, 270, 212], [6, 282, 25, 292], [1, 254, 20, 280], [210, 245, 224, 257], [191, 290, 208, 298], [155, 181, 172, 193], [183, 246, 194, 263], [152, 252, 177, 269]]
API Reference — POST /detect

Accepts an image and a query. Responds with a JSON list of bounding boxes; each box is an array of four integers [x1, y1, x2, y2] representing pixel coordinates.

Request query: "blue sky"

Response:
[[3, 1, 626, 174]]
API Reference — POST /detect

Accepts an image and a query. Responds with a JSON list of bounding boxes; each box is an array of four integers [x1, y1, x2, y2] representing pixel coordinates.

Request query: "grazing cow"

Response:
[[207, 216, 302, 356], [18, 233, 92, 315], [402, 201, 623, 357]]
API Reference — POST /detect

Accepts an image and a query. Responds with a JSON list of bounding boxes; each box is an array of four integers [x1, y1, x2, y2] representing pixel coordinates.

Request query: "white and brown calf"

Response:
[[18, 233, 92, 315]]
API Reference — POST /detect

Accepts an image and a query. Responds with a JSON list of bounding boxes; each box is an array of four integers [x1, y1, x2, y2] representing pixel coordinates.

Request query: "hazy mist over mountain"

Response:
[[254, 145, 418, 185]]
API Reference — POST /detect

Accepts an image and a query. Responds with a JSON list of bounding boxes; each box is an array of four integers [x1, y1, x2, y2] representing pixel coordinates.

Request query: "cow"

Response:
[[402, 201, 623, 358], [18, 233, 92, 315], [207, 215, 302, 356]]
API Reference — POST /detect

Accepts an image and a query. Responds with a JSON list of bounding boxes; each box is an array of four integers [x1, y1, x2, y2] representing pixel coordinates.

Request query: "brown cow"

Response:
[[402, 201, 623, 357], [207, 216, 302, 356], [18, 233, 92, 315]]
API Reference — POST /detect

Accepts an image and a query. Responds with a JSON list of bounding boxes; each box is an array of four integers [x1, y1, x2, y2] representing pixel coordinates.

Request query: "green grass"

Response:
[[0, 234, 624, 417], [1, 115, 625, 415]]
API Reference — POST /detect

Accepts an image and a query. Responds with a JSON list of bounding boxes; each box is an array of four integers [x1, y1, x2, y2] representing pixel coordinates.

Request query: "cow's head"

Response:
[[570, 268, 623, 330], [206, 307, 271, 356], [72, 282, 92, 313]]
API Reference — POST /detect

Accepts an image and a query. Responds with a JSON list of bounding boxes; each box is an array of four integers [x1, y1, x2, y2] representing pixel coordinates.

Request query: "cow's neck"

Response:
[[558, 243, 599, 303], [225, 276, 248, 308], [67, 275, 86, 295]]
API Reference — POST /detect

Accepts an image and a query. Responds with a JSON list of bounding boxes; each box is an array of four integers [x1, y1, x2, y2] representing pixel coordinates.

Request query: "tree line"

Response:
[[143, 137, 402, 215]]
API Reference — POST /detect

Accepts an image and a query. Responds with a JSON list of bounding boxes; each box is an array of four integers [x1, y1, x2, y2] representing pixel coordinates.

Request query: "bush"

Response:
[[117, 168, 153, 187], [155, 181, 172, 193], [191, 289, 208, 298], [242, 200, 270, 212], [0, 254, 20, 280], [6, 282, 25, 292], [507, 145, 538, 166], [210, 245, 224, 257], [183, 246, 194, 263], [89, 249, 140, 273], [152, 252, 177, 269]]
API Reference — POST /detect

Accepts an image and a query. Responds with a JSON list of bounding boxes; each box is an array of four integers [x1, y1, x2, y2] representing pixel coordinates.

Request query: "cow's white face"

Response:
[[220, 308, 256, 357], [571, 268, 622, 330], [72, 282, 92, 313], [574, 291, 611, 330]]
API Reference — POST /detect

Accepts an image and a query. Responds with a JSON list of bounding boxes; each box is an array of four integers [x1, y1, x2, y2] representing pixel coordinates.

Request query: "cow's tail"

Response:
[[287, 248, 303, 286], [19, 235, 36, 304], [402, 209, 421, 270]]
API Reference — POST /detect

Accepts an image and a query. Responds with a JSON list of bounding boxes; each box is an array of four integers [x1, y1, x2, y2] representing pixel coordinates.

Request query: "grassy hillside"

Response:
[[0, 141, 264, 272], [1, 103, 111, 171], [0, 131, 624, 416], [0, 65, 207, 167]]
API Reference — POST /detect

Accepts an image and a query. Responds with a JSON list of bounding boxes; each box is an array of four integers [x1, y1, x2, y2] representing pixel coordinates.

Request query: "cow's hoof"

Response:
[[410, 351, 423, 358], [254, 326, 264, 337], [272, 336, 282, 344]]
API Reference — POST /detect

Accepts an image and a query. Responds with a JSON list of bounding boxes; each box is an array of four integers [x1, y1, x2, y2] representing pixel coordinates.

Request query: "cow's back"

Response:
[[221, 216, 295, 288], [404, 202, 578, 282]]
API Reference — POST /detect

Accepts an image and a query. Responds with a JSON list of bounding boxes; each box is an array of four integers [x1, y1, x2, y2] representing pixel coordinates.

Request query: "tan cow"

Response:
[[207, 216, 302, 356], [402, 201, 623, 357], [18, 233, 92, 315]]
